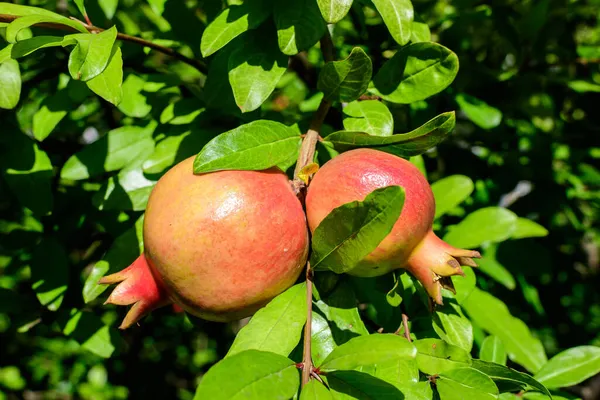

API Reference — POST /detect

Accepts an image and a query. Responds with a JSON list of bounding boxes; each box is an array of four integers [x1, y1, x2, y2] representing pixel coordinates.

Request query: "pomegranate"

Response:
[[100, 157, 309, 328], [305, 149, 480, 304]]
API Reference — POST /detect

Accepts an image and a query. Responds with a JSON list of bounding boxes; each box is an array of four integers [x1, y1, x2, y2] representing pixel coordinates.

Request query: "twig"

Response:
[[0, 13, 207, 74], [301, 264, 314, 387], [394, 309, 412, 342]]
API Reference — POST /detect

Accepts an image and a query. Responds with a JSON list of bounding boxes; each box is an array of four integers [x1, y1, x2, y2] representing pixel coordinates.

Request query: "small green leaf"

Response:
[[274, 0, 326, 55], [66, 27, 118, 81], [300, 379, 333, 400], [414, 339, 472, 375], [59, 309, 119, 358], [433, 300, 474, 352], [228, 36, 288, 112], [117, 74, 152, 118], [371, 42, 459, 104], [371, 0, 414, 45], [342, 100, 394, 137], [431, 175, 474, 218], [33, 84, 87, 141], [318, 47, 372, 102], [477, 244, 516, 290], [86, 45, 123, 105], [443, 207, 519, 249], [480, 336, 507, 365], [451, 266, 476, 305], [456, 93, 502, 130], [463, 288, 548, 373], [316, 0, 353, 23], [93, 165, 156, 211], [99, 0, 118, 19], [10, 36, 66, 58], [319, 334, 417, 372], [31, 238, 69, 311], [0, 60, 21, 110], [227, 283, 307, 357], [5, 14, 87, 43], [200, 0, 271, 57], [0, 45, 14, 64], [568, 80, 600, 93], [437, 368, 499, 400], [326, 111, 455, 158], [311, 312, 338, 366], [194, 350, 299, 400], [160, 99, 204, 125], [193, 120, 301, 173], [510, 218, 549, 239], [534, 346, 600, 389], [73, 0, 88, 20], [410, 20, 431, 42], [471, 360, 551, 397], [310, 186, 405, 273], [326, 370, 405, 399]]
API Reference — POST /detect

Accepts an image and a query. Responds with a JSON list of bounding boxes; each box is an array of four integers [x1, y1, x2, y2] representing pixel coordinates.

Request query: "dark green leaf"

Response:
[[274, 0, 326, 55], [471, 360, 551, 397], [326, 370, 405, 400], [433, 299, 474, 352], [200, 0, 271, 57], [463, 289, 547, 373], [10, 36, 65, 58], [86, 45, 123, 105], [456, 93, 502, 130], [66, 27, 118, 81], [194, 350, 299, 400], [0, 60, 21, 110], [371, 0, 414, 45], [31, 238, 69, 311], [477, 244, 516, 290], [480, 336, 507, 365], [437, 368, 499, 400], [193, 120, 301, 173], [5, 14, 87, 43], [59, 309, 119, 358], [301, 379, 333, 400], [325, 111, 455, 157], [414, 339, 472, 375], [318, 47, 372, 102], [319, 334, 416, 372], [316, 0, 353, 23], [431, 175, 474, 218], [533, 346, 600, 389], [32, 87, 78, 142], [227, 283, 307, 357], [371, 42, 458, 104], [92, 164, 156, 211], [159, 99, 204, 125], [443, 207, 518, 249], [117, 74, 152, 118], [342, 100, 394, 137], [310, 186, 405, 273]]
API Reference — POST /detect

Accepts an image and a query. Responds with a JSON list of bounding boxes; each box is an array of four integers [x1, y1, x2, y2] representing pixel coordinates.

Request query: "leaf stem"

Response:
[[0, 14, 207, 74], [301, 263, 314, 387]]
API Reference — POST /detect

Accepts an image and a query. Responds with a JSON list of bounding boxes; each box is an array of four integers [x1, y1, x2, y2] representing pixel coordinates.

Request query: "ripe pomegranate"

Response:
[[100, 157, 309, 328], [305, 149, 480, 304]]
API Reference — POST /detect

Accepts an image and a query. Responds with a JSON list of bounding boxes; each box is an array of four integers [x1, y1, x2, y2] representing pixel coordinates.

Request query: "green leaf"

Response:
[[568, 80, 600, 93], [477, 244, 516, 290], [371, 42, 459, 104], [310, 186, 405, 273], [99, 0, 118, 19], [32, 83, 88, 141], [311, 312, 338, 366], [443, 207, 518, 249], [193, 120, 301, 173], [194, 350, 299, 400], [319, 334, 417, 372], [342, 100, 394, 137], [456, 93, 502, 130], [86, 45, 123, 105], [463, 289, 548, 373], [83, 216, 144, 303], [228, 36, 288, 112], [61, 125, 155, 180], [410, 20, 431, 43], [10, 36, 66, 58], [59, 309, 119, 358], [510, 218, 549, 239], [326, 371, 405, 399], [160, 99, 204, 125], [471, 360, 551, 397], [371, 0, 414, 46], [318, 47, 372, 102], [301, 379, 333, 400], [0, 132, 53, 215], [0, 60, 21, 110], [533, 346, 600, 389], [227, 283, 307, 357], [437, 368, 499, 400], [66, 27, 118, 81], [480, 336, 507, 365], [316, 0, 353, 23], [200, 0, 271, 57], [431, 175, 474, 218], [451, 266, 476, 305], [31, 238, 69, 311], [93, 164, 156, 211], [414, 339, 472, 375], [0, 45, 14, 64], [117, 74, 152, 118], [274, 0, 326, 55], [325, 111, 455, 158], [5, 14, 87, 43], [433, 299, 474, 352], [0, 3, 75, 18]]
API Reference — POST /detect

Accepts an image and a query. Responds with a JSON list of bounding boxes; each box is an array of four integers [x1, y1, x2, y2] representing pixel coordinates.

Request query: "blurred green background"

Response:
[[0, 0, 599, 398]]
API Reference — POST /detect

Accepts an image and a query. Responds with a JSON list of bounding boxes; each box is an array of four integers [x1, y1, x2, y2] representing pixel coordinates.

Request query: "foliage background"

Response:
[[0, 0, 599, 399]]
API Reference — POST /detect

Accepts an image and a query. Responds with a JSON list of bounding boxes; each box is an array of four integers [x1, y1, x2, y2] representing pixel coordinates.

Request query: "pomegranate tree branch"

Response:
[[0, 14, 207, 74], [301, 264, 314, 387]]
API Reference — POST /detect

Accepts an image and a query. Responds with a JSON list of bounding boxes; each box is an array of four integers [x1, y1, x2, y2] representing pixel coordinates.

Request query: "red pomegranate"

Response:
[[100, 157, 309, 328], [305, 149, 480, 304]]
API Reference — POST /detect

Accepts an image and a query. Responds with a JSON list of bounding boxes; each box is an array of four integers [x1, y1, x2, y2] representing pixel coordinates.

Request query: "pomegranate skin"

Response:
[[306, 149, 435, 276], [144, 157, 309, 322]]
